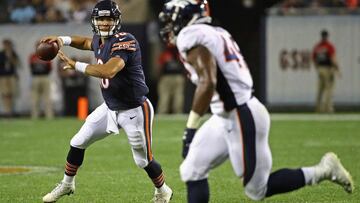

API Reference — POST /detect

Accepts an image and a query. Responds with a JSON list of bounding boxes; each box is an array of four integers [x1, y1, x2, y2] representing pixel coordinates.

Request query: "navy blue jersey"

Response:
[[92, 32, 149, 110]]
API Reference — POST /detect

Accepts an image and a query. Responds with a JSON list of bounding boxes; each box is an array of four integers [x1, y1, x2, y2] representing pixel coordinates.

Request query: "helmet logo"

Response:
[[99, 10, 111, 16]]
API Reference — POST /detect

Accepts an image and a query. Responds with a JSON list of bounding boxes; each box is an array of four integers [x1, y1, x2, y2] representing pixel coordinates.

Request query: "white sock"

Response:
[[301, 167, 316, 185], [63, 174, 75, 184], [156, 183, 169, 193]]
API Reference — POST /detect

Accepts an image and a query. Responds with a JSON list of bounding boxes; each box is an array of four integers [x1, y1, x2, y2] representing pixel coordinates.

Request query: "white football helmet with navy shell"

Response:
[[159, 0, 211, 44], [91, 0, 122, 38]]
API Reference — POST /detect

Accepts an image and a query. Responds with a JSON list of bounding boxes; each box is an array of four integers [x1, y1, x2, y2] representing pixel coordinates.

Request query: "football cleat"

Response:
[[42, 181, 75, 202], [152, 185, 173, 203], [315, 152, 354, 193]]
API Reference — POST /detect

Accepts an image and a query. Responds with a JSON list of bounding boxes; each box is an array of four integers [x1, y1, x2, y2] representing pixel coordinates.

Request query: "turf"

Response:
[[0, 114, 359, 203]]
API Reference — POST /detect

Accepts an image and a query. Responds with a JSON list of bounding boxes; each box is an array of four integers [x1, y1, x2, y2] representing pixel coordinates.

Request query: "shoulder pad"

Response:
[[114, 32, 135, 41]]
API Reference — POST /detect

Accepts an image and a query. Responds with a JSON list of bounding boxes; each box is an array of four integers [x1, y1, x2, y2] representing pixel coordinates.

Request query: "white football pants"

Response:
[[70, 99, 154, 168], [180, 97, 272, 200]]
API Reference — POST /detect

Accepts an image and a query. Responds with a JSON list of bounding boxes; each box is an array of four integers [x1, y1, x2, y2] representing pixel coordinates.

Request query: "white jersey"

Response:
[[177, 24, 253, 112]]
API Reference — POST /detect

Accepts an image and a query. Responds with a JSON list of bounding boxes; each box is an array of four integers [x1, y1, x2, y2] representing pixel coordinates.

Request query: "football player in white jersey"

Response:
[[159, 0, 354, 202]]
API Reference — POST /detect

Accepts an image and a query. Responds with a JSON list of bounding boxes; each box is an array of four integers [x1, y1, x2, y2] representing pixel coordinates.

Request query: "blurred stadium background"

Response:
[[1, 0, 360, 202], [0, 0, 359, 115]]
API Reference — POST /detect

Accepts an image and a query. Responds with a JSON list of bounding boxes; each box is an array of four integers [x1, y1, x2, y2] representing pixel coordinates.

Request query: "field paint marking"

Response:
[[155, 113, 360, 121], [0, 165, 60, 175]]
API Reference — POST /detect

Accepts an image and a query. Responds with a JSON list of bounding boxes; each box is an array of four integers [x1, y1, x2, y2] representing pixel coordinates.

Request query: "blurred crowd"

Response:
[[0, 0, 153, 24], [279, 0, 358, 8], [1, 0, 359, 24], [0, 0, 97, 24], [273, 0, 359, 15]]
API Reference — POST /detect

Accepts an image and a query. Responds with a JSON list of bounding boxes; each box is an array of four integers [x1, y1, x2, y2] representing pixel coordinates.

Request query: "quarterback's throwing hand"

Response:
[[40, 35, 64, 48], [182, 128, 196, 159], [57, 51, 75, 70]]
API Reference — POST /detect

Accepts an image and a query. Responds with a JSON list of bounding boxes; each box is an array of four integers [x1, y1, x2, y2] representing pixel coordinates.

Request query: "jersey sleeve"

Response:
[[110, 33, 138, 63]]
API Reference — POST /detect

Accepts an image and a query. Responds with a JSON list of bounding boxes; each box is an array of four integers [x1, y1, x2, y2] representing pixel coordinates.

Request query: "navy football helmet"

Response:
[[159, 0, 211, 44], [91, 0, 122, 38]]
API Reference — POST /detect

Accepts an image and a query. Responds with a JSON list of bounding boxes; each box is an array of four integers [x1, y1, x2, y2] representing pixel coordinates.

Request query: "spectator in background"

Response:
[[10, 0, 36, 23], [32, 0, 48, 23], [53, 0, 72, 21], [312, 29, 340, 113], [32, 0, 66, 23], [45, 7, 66, 23], [274, 0, 358, 15], [70, 0, 93, 23], [116, 0, 149, 23], [157, 45, 185, 114], [346, 0, 358, 10], [58, 57, 88, 116], [0, 1, 10, 23], [0, 39, 19, 117], [29, 41, 54, 119]]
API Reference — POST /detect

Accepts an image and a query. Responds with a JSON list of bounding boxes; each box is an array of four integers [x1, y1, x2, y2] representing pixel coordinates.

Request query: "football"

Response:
[[36, 41, 59, 61]]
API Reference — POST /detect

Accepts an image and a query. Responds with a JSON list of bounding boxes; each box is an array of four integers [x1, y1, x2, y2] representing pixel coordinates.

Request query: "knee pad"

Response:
[[244, 183, 267, 201], [132, 147, 149, 168], [127, 130, 145, 149], [70, 122, 98, 149], [129, 140, 143, 150], [180, 160, 208, 182], [128, 131, 148, 168], [70, 131, 89, 149]]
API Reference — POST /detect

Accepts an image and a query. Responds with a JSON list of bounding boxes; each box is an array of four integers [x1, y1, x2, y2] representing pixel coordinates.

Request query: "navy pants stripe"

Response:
[[236, 104, 257, 186]]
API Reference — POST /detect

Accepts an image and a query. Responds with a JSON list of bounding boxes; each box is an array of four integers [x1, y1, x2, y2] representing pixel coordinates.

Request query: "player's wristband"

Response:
[[58, 36, 71, 46], [186, 110, 201, 129], [75, 62, 88, 73]]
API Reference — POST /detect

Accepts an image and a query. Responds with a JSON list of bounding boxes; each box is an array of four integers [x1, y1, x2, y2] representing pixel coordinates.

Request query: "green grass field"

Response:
[[0, 114, 359, 203]]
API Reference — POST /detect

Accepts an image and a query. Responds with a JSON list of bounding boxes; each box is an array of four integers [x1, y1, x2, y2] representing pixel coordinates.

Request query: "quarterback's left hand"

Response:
[[57, 51, 75, 70], [182, 128, 196, 159], [40, 35, 64, 49]]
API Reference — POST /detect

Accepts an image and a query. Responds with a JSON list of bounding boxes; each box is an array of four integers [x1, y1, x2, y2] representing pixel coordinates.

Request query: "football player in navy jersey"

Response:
[[41, 1, 172, 202], [159, 0, 353, 203]]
